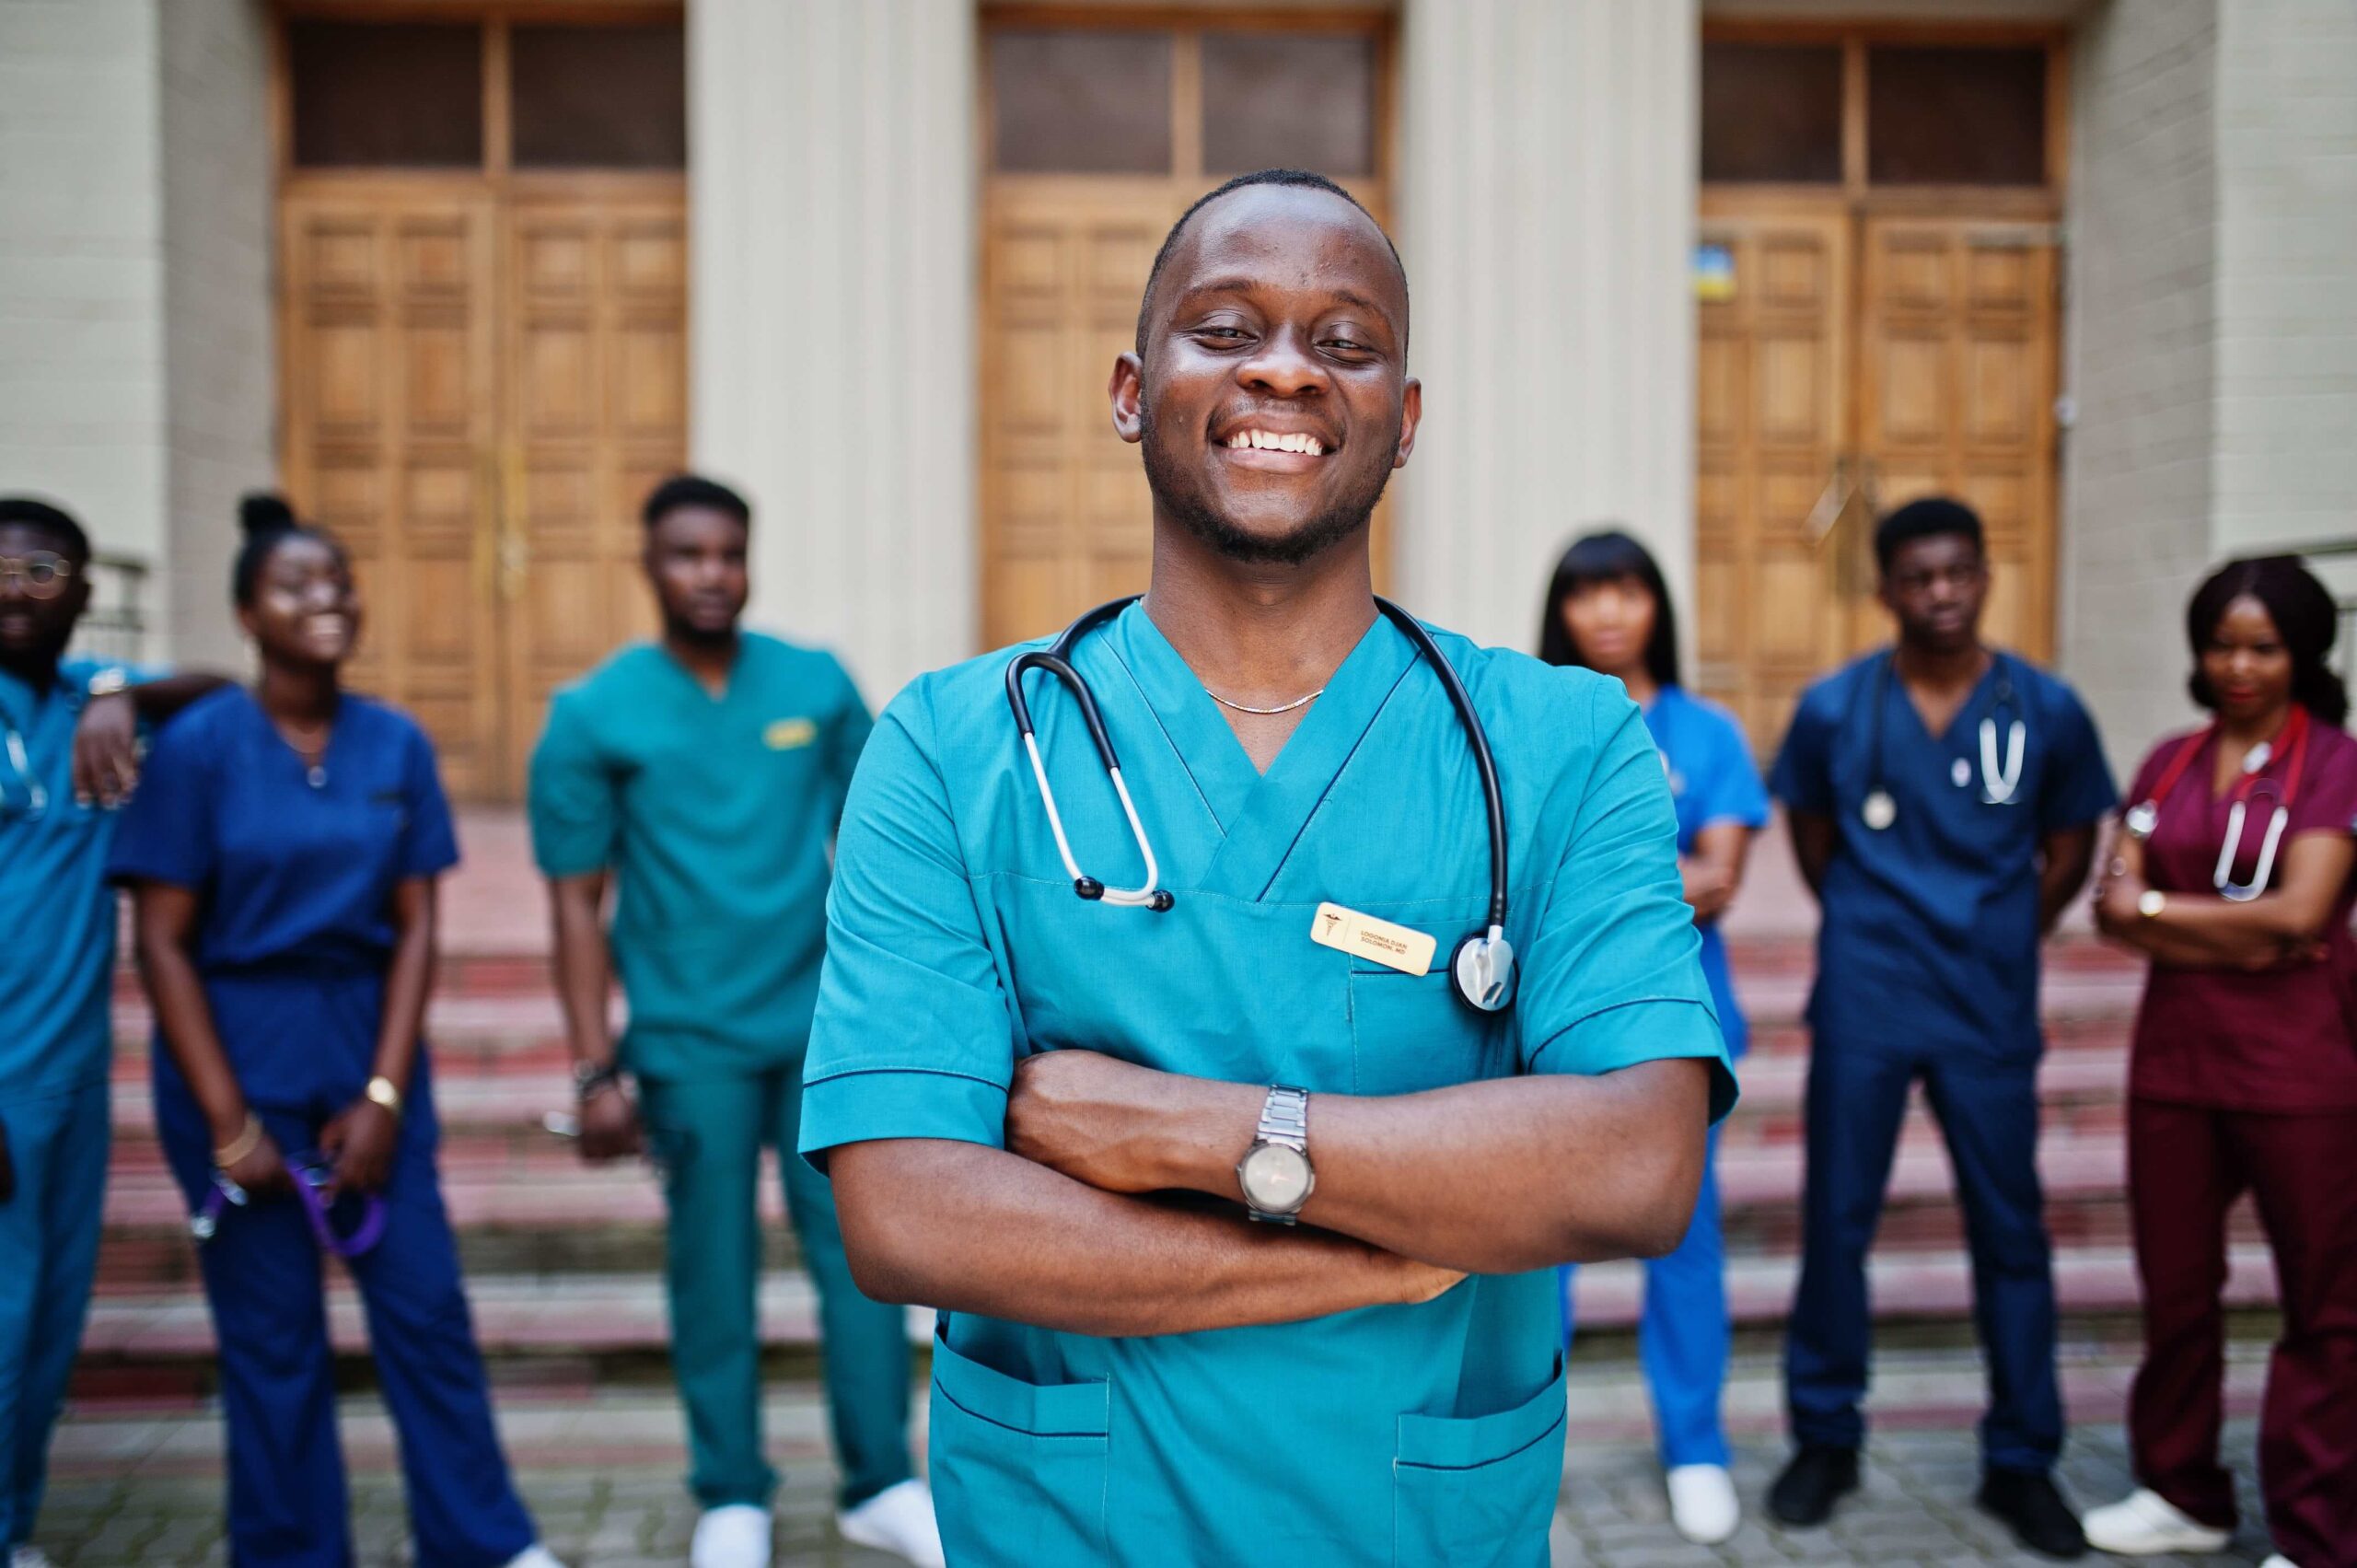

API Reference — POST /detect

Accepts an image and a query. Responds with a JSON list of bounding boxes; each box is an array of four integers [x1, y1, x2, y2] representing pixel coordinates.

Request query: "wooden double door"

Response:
[[279, 183, 685, 797], [1694, 199, 2061, 755]]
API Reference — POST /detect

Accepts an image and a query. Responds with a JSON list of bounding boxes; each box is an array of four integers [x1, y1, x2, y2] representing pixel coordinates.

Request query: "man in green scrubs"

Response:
[[528, 475, 941, 1568]]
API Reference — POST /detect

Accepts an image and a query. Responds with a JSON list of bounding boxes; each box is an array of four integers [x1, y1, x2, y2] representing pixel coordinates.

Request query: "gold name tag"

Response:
[[764, 716, 818, 750], [1309, 901, 1436, 976]]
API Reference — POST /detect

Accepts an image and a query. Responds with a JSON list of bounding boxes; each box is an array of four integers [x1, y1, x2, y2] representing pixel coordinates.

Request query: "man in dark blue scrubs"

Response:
[[1768, 498, 2114, 1556]]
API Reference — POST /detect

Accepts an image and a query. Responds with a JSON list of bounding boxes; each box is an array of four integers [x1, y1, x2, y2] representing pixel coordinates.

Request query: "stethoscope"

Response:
[[2, 722, 45, 819], [1004, 596, 1518, 1013], [192, 1155, 388, 1259], [1857, 651, 2025, 832], [2122, 705, 2310, 901]]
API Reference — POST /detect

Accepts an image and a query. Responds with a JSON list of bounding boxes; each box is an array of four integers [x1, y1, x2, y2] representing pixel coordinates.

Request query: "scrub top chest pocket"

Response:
[[1345, 896, 1506, 1097]]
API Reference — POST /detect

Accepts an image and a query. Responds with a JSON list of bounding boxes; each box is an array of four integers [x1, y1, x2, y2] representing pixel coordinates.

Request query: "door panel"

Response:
[[1693, 204, 1852, 755], [281, 192, 505, 797], [1858, 216, 2058, 663], [502, 194, 684, 790]]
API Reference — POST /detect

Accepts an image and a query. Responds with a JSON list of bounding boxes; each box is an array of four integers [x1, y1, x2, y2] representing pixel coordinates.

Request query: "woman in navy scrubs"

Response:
[[109, 497, 564, 1568], [2087, 557, 2357, 1568], [1539, 529, 1766, 1545]]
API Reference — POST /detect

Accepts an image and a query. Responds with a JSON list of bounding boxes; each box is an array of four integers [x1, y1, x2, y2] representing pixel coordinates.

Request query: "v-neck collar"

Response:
[[1098, 601, 1419, 901], [1891, 650, 2002, 748], [656, 637, 748, 706]]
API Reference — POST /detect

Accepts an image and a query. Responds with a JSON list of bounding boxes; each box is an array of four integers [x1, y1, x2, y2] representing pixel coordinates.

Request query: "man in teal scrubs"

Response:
[[802, 171, 1738, 1568], [1, 497, 221, 1568], [528, 476, 939, 1568]]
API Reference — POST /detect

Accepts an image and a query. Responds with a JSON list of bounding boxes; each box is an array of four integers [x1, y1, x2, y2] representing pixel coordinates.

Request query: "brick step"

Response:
[[65, 1243, 2279, 1411]]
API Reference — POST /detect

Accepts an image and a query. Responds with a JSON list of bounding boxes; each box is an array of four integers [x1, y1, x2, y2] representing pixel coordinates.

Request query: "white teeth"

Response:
[[1227, 430, 1324, 455]]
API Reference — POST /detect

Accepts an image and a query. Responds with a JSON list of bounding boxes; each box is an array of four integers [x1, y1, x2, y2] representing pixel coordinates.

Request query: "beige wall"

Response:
[[690, 0, 979, 714], [1395, 0, 1699, 657], [0, 0, 268, 666]]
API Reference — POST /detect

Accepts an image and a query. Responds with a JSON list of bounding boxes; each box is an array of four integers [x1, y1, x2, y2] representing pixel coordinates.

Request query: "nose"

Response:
[[1237, 325, 1327, 401]]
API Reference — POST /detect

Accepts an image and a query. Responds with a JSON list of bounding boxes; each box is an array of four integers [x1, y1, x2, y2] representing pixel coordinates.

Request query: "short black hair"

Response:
[[232, 493, 343, 607], [1874, 496, 1985, 575], [1134, 168, 1408, 356], [2186, 554, 2349, 726], [0, 496, 91, 563], [1537, 528, 1683, 690], [642, 473, 750, 531]]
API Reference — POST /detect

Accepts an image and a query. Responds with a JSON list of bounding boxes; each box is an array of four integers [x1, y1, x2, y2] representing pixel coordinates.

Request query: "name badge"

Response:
[[1309, 901, 1436, 976], [764, 716, 818, 750]]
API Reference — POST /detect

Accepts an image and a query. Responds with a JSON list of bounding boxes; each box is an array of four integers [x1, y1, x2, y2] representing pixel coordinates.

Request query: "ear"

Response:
[[1392, 377, 1422, 469], [1109, 353, 1145, 446], [236, 602, 260, 643]]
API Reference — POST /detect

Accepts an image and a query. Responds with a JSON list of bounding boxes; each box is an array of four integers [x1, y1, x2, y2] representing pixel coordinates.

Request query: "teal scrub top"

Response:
[[0, 656, 154, 1096], [800, 604, 1736, 1568], [528, 633, 873, 1078]]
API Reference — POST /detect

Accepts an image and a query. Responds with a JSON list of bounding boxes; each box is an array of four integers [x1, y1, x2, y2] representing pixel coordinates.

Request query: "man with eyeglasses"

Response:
[[0, 496, 223, 1568]]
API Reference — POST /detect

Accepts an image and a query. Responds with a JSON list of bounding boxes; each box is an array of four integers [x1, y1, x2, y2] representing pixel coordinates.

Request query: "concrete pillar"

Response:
[[689, 0, 978, 710], [1395, 0, 1699, 655]]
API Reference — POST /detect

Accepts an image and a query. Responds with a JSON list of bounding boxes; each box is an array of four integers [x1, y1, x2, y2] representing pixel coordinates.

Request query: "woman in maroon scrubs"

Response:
[[2086, 556, 2357, 1568]]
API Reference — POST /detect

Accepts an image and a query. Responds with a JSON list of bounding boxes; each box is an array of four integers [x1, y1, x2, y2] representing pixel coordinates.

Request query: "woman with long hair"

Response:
[[109, 497, 563, 1568], [2086, 556, 2357, 1568], [1539, 528, 1765, 1545]]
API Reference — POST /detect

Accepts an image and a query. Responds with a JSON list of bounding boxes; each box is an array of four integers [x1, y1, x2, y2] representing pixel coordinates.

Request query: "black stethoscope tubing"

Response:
[[1005, 595, 1515, 1009]]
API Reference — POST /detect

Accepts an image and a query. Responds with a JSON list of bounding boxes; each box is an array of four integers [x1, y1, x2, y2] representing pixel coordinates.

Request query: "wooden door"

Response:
[[981, 17, 1393, 649], [1855, 216, 2059, 662], [280, 190, 505, 796], [1693, 203, 1852, 751], [501, 192, 686, 787]]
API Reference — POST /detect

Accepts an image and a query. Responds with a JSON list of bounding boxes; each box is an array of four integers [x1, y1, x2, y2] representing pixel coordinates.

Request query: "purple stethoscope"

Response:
[[192, 1156, 388, 1259]]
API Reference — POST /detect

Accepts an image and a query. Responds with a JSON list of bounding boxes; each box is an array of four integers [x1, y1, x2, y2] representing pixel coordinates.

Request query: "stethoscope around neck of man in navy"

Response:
[[1855, 648, 2026, 832], [1004, 595, 1518, 1015]]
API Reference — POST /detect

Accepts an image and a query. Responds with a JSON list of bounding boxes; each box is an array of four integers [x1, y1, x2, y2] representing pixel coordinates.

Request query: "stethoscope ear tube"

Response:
[[1007, 618, 1175, 912]]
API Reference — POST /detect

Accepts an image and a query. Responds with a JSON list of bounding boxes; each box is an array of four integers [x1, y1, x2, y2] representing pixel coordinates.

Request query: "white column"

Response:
[[689, 0, 978, 710], [1395, 0, 1699, 655]]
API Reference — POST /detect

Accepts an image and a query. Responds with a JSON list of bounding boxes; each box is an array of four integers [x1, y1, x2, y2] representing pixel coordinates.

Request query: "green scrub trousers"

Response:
[[640, 1054, 912, 1510]]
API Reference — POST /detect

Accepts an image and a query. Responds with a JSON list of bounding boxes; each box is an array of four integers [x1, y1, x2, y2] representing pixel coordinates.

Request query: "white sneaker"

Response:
[[504, 1550, 570, 1568], [837, 1478, 946, 1568], [11, 1549, 58, 1568], [1666, 1463, 1741, 1544], [2261, 1557, 2296, 1568], [690, 1504, 772, 1568], [2082, 1488, 2233, 1555]]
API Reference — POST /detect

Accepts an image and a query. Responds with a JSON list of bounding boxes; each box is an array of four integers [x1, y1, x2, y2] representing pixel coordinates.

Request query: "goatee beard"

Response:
[[1141, 408, 1396, 567]]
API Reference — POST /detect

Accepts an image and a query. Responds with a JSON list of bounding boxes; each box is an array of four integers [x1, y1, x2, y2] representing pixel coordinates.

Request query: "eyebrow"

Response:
[[1171, 275, 1399, 331]]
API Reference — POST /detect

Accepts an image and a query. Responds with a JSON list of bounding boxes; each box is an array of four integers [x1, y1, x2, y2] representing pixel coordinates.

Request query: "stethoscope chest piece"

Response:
[[1451, 928, 1516, 1013], [1862, 789, 1898, 831]]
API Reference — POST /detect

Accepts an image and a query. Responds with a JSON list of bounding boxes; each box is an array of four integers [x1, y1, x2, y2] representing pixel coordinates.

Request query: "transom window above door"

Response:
[[1701, 33, 2058, 191], [987, 21, 1385, 180], [286, 14, 686, 173]]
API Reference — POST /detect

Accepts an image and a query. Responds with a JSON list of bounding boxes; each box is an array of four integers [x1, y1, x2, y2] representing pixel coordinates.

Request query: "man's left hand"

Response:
[[71, 691, 141, 807], [321, 1099, 400, 1194], [1005, 1050, 1256, 1196]]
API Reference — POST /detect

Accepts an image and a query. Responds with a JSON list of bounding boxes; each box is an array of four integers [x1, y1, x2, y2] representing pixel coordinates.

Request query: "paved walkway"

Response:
[[29, 1400, 2280, 1568]]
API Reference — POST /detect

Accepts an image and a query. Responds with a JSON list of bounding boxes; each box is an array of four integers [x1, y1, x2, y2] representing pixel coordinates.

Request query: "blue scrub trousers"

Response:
[[637, 1055, 912, 1512], [1785, 1040, 2061, 1473], [0, 1078, 108, 1554], [156, 1080, 536, 1568], [1560, 1125, 1731, 1469]]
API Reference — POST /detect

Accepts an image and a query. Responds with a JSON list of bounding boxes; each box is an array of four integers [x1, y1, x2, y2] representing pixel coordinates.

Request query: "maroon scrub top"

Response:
[[2126, 711, 2357, 1110]]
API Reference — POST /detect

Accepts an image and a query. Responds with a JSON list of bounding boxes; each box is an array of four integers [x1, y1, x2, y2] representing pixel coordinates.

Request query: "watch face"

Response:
[[1239, 1143, 1313, 1214]]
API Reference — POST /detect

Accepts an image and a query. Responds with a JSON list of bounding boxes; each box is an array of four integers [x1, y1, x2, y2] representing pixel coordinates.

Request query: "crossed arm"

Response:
[[827, 1053, 1710, 1340], [2093, 825, 2351, 969]]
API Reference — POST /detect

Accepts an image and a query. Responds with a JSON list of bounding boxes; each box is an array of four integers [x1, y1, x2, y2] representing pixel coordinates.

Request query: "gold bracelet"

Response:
[[213, 1114, 263, 1168], [365, 1075, 403, 1119]]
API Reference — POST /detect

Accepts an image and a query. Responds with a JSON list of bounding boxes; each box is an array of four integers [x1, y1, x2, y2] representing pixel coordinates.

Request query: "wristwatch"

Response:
[[1236, 1086, 1314, 1224], [364, 1075, 403, 1118], [574, 1061, 622, 1100], [85, 667, 129, 698], [2137, 889, 2167, 921]]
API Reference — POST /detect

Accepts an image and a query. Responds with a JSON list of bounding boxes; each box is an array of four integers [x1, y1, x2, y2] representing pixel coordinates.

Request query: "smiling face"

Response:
[[1879, 531, 1989, 655], [2200, 593, 2294, 724], [0, 520, 89, 670], [1112, 183, 1419, 567], [238, 532, 360, 670]]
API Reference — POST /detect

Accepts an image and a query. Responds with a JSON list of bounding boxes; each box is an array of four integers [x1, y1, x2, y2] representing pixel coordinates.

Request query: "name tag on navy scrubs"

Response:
[[1310, 901, 1436, 976]]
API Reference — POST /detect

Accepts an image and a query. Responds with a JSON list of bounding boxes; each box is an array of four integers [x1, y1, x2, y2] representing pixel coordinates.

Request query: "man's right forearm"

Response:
[[828, 1138, 1452, 1338], [547, 874, 615, 1067]]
